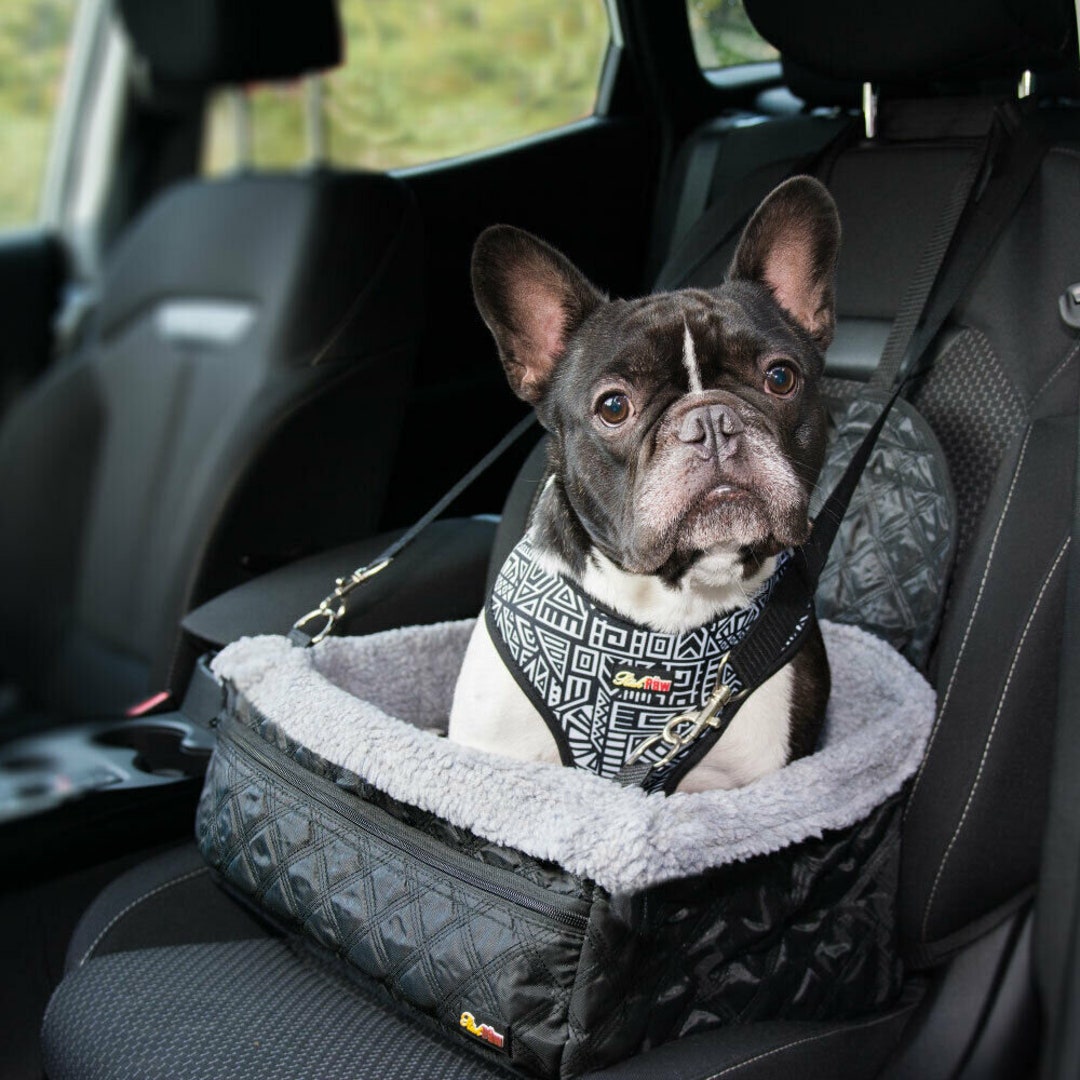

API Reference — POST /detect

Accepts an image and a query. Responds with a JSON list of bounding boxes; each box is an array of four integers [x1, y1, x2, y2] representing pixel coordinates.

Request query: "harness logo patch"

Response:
[[460, 1011, 508, 1052], [612, 669, 674, 694]]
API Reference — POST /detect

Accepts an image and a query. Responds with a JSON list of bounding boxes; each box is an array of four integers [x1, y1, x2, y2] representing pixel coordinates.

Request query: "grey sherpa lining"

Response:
[[212, 620, 935, 895]]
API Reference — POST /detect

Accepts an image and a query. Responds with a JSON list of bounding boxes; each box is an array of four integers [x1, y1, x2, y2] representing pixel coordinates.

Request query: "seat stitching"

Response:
[[904, 425, 1033, 818], [1030, 339, 1079, 407], [79, 866, 209, 967], [919, 535, 1070, 942], [703, 1010, 903, 1079]]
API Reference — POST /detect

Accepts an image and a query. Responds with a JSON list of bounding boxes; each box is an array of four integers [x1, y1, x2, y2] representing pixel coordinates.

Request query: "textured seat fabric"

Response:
[[42, 935, 916, 1080], [44, 940, 510, 1080], [62, 844, 272, 972]]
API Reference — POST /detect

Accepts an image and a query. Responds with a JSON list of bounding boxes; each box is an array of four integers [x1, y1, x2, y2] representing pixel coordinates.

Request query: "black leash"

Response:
[[289, 411, 537, 647]]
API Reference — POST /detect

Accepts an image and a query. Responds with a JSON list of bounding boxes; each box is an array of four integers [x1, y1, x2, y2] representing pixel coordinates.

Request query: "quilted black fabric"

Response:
[[561, 799, 903, 1077], [41, 939, 507, 1080], [196, 707, 904, 1078], [198, 721, 593, 1078], [812, 392, 956, 668]]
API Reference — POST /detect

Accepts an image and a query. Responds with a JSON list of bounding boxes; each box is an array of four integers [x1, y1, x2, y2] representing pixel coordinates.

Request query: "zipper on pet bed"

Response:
[[223, 715, 591, 934]]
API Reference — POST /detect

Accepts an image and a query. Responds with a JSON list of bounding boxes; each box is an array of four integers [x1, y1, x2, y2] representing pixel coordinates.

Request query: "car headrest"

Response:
[[116, 0, 342, 87], [745, 0, 1077, 86]]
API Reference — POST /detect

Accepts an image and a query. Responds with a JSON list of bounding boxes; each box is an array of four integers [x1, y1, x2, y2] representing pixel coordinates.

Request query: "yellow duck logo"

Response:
[[460, 1011, 506, 1049], [612, 669, 673, 693]]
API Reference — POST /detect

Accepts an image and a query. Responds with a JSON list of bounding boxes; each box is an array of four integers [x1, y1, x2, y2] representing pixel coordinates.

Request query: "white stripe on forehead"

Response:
[[682, 319, 703, 393]]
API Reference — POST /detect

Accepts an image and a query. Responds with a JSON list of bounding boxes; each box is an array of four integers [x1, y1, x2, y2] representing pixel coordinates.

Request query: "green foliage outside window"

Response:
[[0, 0, 76, 229], [0, 1, 776, 229], [687, 0, 778, 69], [205, 0, 610, 174]]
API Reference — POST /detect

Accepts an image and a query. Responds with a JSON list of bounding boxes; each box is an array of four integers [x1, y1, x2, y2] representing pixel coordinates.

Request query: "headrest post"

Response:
[[229, 88, 253, 171], [305, 75, 328, 166], [1018, 69, 1034, 98], [862, 82, 878, 139]]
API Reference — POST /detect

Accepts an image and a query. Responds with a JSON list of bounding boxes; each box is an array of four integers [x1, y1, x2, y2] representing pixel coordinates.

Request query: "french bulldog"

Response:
[[448, 176, 838, 793]]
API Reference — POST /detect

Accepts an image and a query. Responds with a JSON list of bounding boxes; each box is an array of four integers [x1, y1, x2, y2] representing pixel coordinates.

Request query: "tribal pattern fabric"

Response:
[[486, 539, 795, 780]]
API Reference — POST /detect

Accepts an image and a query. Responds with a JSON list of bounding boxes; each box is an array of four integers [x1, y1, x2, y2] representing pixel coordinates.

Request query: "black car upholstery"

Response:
[[38, 0, 1080, 1075], [0, 0, 423, 724]]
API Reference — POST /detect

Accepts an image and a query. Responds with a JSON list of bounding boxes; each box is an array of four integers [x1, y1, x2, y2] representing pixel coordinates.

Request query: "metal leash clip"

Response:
[[291, 558, 392, 645], [624, 652, 749, 772]]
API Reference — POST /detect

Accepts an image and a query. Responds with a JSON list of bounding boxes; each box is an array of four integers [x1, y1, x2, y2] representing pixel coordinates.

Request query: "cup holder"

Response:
[[95, 722, 211, 779]]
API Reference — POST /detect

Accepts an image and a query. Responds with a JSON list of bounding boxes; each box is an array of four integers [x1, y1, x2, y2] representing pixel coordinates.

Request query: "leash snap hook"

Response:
[[291, 558, 392, 644], [291, 600, 346, 646], [624, 652, 748, 771]]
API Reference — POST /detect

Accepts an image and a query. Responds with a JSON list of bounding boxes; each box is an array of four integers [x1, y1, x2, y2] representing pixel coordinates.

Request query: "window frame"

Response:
[[39, 0, 129, 279]]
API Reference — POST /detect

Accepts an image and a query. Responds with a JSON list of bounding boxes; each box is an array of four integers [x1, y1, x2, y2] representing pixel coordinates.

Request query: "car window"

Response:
[[203, 0, 611, 174], [0, 0, 80, 229], [687, 0, 778, 70]]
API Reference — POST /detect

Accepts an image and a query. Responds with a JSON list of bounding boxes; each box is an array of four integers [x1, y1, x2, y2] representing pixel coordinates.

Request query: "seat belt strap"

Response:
[[648, 102, 1047, 794], [875, 99, 1048, 389], [870, 132, 996, 388]]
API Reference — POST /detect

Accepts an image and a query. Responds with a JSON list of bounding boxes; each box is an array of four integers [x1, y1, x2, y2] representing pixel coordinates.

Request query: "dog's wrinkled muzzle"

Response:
[[677, 401, 745, 462]]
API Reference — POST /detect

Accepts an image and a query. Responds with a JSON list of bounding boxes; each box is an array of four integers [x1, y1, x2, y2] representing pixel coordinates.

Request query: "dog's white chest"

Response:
[[448, 615, 795, 791], [448, 617, 563, 765], [448, 539, 796, 791]]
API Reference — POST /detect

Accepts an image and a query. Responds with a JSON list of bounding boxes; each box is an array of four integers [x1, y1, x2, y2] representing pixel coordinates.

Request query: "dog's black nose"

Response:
[[677, 403, 743, 460]]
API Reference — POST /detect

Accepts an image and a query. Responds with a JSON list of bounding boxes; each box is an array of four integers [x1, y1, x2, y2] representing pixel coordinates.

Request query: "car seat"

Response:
[[0, 0, 423, 728], [37, 0, 1080, 1076]]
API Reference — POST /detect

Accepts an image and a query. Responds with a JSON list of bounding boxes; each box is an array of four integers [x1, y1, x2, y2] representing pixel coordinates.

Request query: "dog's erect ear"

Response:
[[729, 176, 840, 351], [472, 225, 605, 405]]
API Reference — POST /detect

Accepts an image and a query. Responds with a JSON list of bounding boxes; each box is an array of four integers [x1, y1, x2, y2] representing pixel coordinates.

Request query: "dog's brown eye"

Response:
[[597, 392, 632, 426], [764, 362, 798, 396]]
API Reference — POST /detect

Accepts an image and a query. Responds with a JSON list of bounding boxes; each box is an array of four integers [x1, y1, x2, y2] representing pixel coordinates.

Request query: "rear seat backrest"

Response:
[[735, 0, 1079, 964], [0, 1, 423, 720]]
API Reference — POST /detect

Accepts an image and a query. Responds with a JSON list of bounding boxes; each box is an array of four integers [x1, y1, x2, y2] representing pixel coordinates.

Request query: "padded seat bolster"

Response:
[[900, 413, 1075, 957]]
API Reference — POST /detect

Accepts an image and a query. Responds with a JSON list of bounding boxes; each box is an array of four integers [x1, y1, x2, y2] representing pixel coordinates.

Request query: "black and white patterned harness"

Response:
[[486, 538, 793, 780]]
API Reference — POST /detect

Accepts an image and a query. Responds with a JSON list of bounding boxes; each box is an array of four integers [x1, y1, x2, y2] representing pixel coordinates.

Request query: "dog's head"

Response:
[[472, 176, 839, 581]]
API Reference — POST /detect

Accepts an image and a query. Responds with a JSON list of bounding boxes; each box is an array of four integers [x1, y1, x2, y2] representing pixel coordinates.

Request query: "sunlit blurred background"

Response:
[[1, 0, 777, 230]]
